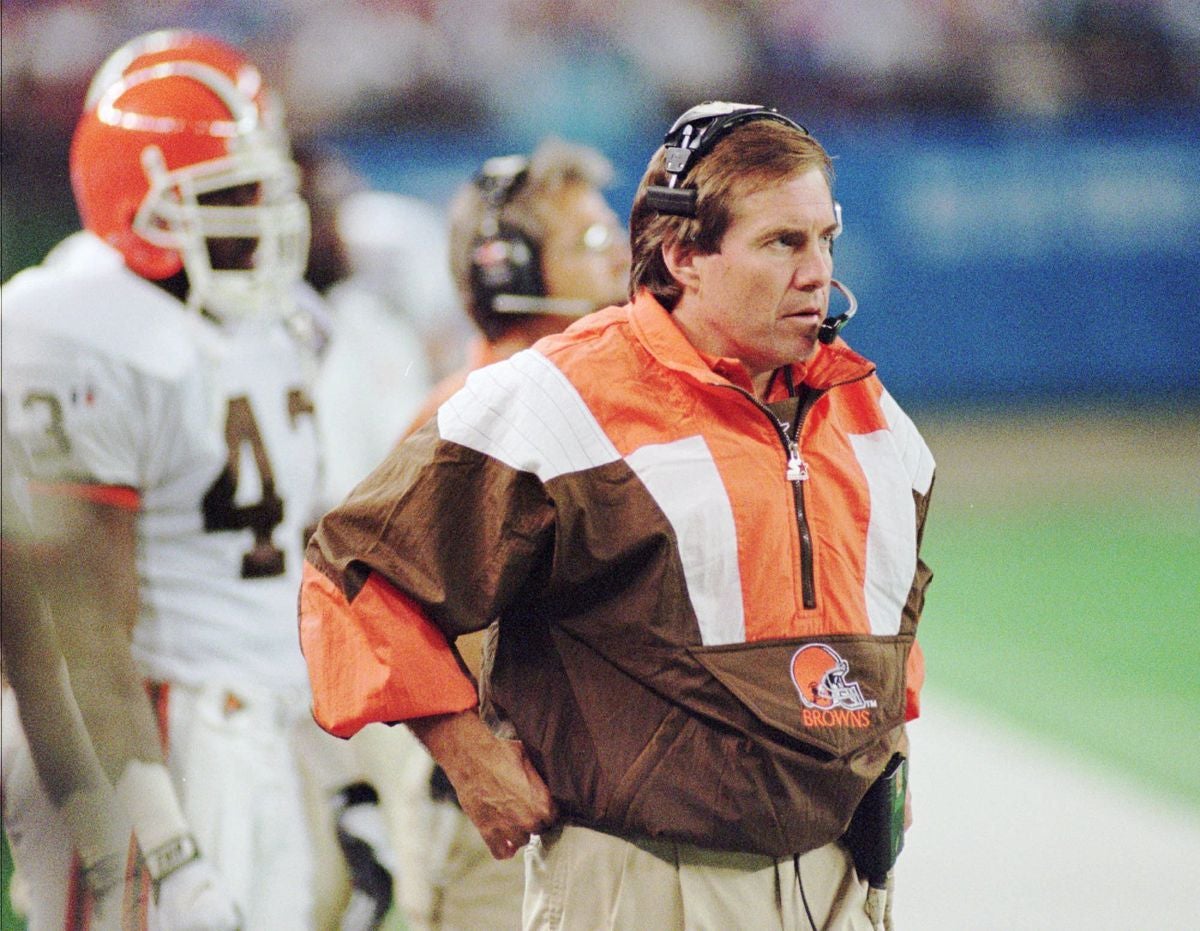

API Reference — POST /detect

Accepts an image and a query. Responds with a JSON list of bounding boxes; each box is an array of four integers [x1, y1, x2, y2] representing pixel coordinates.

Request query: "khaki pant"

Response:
[[523, 824, 874, 931]]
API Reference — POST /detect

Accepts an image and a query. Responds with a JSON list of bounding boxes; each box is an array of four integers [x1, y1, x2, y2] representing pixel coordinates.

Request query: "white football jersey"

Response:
[[1, 233, 319, 689]]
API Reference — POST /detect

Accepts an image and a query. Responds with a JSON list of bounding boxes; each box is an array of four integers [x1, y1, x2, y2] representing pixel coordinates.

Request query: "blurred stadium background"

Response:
[[2, 2, 1197, 929]]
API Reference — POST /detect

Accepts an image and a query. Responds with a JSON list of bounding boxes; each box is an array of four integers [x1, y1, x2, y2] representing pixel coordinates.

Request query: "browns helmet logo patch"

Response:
[[790, 643, 877, 729]]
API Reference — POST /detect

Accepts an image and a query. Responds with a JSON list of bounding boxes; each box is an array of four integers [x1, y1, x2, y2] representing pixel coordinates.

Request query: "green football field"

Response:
[[915, 409, 1200, 810], [919, 494, 1200, 807], [3, 410, 1196, 928]]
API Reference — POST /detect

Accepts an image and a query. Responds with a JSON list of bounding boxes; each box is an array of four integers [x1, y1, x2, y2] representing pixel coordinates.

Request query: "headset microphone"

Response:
[[491, 295, 596, 317], [818, 279, 857, 345]]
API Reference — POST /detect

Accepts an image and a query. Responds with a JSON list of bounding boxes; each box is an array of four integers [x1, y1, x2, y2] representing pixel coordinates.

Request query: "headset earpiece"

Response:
[[644, 186, 697, 217], [469, 155, 544, 317], [645, 101, 808, 218]]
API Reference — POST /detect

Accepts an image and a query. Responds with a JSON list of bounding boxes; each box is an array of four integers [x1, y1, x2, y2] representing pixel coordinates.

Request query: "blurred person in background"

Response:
[[289, 136, 408, 931], [1, 428, 130, 929], [0, 31, 320, 929], [299, 102, 934, 930], [292, 140, 444, 508], [404, 136, 630, 432], [370, 137, 629, 931]]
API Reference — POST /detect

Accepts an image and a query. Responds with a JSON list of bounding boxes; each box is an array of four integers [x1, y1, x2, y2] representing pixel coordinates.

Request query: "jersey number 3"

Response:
[[202, 393, 309, 579]]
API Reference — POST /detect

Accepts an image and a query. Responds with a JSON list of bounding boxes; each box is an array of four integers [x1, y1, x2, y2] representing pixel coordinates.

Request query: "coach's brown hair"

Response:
[[628, 119, 833, 310]]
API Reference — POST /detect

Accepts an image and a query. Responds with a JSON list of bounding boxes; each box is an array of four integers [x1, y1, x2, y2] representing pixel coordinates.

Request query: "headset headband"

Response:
[[645, 101, 808, 217], [474, 154, 529, 227], [469, 153, 549, 322]]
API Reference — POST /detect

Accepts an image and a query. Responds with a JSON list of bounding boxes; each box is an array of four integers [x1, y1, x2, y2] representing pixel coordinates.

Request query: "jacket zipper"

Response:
[[723, 383, 822, 609]]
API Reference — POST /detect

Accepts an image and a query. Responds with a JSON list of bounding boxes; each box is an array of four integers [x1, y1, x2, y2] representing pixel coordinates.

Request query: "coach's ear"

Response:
[[661, 237, 701, 293]]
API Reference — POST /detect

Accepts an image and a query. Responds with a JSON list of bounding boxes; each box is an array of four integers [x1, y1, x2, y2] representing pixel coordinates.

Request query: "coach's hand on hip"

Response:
[[409, 708, 558, 859]]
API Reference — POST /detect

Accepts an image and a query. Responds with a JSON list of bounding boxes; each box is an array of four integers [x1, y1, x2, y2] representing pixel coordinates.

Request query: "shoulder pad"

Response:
[[3, 236, 201, 381]]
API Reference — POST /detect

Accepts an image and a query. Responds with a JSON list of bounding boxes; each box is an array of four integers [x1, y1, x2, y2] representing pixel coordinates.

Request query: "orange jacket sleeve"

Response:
[[299, 561, 478, 738]]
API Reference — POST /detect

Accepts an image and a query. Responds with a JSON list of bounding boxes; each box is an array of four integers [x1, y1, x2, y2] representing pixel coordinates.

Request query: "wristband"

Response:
[[143, 831, 201, 883]]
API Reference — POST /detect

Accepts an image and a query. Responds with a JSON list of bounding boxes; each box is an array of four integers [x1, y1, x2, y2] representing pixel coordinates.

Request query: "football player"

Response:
[[1, 32, 318, 930]]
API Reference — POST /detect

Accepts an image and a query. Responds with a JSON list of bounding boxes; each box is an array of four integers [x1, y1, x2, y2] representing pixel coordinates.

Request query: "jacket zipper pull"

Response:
[[786, 441, 809, 482]]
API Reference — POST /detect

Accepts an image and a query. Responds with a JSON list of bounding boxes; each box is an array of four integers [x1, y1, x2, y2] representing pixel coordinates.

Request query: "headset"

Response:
[[645, 101, 808, 217], [468, 154, 600, 319], [645, 101, 856, 344], [468, 154, 545, 318]]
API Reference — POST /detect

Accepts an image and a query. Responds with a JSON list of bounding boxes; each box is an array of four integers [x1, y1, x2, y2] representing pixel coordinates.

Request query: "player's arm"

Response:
[[30, 489, 161, 772], [302, 564, 557, 861], [1, 504, 130, 913], [301, 562, 557, 860], [30, 487, 240, 929], [301, 414, 561, 860]]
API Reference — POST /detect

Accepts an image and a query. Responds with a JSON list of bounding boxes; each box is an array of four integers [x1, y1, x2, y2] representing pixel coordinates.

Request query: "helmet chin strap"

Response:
[[818, 279, 857, 345]]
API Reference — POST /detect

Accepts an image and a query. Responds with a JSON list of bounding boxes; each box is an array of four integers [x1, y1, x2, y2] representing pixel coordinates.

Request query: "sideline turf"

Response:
[[1, 836, 16, 931], [919, 499, 1200, 808]]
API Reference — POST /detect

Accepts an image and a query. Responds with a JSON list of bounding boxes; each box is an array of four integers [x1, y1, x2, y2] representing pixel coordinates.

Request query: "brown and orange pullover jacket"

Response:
[[300, 291, 935, 858]]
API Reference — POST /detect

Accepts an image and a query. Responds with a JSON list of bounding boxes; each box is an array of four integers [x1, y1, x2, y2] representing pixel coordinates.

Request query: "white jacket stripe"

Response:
[[438, 349, 620, 481], [626, 436, 745, 646], [850, 431, 917, 636], [439, 351, 745, 644], [850, 395, 934, 636], [879, 390, 935, 495]]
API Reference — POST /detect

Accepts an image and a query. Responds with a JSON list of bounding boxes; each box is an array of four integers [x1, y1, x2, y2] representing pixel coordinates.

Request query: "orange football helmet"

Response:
[[790, 643, 870, 711], [70, 58, 308, 321]]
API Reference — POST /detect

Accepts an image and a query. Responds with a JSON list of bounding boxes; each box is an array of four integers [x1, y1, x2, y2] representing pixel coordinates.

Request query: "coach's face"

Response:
[[665, 168, 836, 397]]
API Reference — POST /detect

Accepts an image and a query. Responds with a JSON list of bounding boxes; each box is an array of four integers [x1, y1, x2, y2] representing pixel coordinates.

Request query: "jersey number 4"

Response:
[[202, 391, 312, 579]]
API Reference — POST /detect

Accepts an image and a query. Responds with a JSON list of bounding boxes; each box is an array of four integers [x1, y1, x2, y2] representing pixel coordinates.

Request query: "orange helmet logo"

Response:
[[790, 644, 871, 711]]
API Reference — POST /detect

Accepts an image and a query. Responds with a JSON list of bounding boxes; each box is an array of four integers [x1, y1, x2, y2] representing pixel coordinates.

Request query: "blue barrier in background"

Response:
[[333, 112, 1200, 407]]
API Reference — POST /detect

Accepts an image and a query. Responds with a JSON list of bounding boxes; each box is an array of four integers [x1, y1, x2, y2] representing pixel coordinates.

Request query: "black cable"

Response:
[[795, 853, 820, 931]]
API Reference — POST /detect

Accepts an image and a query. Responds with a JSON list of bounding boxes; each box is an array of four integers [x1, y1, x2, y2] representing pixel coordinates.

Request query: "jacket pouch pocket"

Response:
[[689, 634, 910, 759]]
